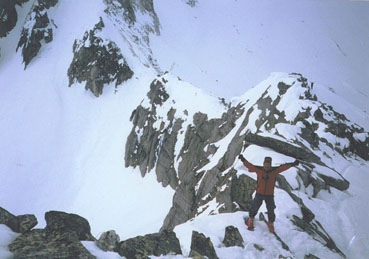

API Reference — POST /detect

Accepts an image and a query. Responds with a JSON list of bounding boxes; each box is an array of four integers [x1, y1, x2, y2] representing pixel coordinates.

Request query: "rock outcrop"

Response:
[[222, 225, 244, 248], [0, 0, 29, 38], [16, 0, 59, 68], [115, 230, 182, 258], [67, 17, 133, 97], [189, 231, 218, 259], [8, 210, 96, 259]]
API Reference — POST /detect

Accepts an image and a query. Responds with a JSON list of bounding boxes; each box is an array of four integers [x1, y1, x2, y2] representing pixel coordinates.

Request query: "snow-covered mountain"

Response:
[[1, 0, 368, 259]]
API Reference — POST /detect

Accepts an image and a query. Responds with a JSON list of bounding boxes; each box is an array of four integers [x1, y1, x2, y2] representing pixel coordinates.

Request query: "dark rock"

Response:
[[147, 79, 169, 106], [230, 174, 257, 211], [16, 0, 58, 68], [0, 0, 27, 38], [189, 231, 218, 259], [0, 207, 37, 233], [277, 82, 292, 95], [115, 230, 182, 258], [317, 173, 349, 191], [96, 230, 120, 252], [45, 211, 95, 241], [17, 214, 38, 233], [244, 133, 323, 165], [305, 254, 320, 259], [67, 17, 133, 97], [8, 229, 95, 259], [0, 207, 19, 232], [223, 226, 244, 248], [253, 244, 264, 251]]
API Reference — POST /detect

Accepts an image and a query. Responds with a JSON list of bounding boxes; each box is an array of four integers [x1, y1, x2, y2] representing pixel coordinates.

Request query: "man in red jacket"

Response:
[[239, 154, 299, 232]]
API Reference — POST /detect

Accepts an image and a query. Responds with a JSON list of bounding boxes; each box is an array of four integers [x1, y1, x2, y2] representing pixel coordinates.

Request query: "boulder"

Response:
[[189, 231, 218, 259], [8, 229, 95, 259], [222, 226, 244, 248], [96, 230, 120, 252], [115, 230, 182, 258], [45, 211, 95, 241]]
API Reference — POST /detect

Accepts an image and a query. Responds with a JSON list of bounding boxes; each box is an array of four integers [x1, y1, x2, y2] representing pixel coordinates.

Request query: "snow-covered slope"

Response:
[[1, 0, 368, 259], [151, 0, 369, 114]]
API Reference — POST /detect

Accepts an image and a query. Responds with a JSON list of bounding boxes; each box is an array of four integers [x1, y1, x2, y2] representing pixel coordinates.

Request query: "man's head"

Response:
[[263, 157, 272, 169]]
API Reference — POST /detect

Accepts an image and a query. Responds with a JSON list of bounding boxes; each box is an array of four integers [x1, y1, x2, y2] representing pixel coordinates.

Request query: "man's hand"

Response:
[[239, 154, 246, 162], [292, 160, 300, 166]]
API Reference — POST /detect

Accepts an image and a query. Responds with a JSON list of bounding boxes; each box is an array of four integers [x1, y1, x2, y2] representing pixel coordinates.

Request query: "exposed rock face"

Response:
[[0, 207, 37, 233], [96, 230, 120, 252], [16, 0, 59, 68], [8, 210, 96, 259], [0, 0, 29, 38], [189, 231, 218, 259], [115, 230, 182, 258], [222, 226, 244, 248], [67, 17, 133, 97]]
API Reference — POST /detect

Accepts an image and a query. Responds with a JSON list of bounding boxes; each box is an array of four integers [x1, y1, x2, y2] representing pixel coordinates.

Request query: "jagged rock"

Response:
[[8, 229, 95, 259], [317, 173, 349, 191], [147, 79, 169, 105], [0, 207, 20, 232], [16, 214, 38, 233], [244, 133, 323, 165], [16, 0, 58, 68], [230, 174, 257, 211], [45, 211, 95, 241], [96, 230, 120, 252], [67, 17, 133, 97], [291, 215, 345, 258], [115, 230, 182, 258], [222, 226, 244, 248], [189, 231, 218, 259], [0, 0, 29, 38], [0, 207, 37, 233]]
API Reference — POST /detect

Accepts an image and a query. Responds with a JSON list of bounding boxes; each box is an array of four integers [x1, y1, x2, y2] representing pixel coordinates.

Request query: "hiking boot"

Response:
[[267, 222, 274, 233], [247, 217, 254, 228]]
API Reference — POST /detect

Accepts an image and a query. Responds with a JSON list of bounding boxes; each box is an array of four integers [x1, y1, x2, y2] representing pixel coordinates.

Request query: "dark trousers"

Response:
[[249, 193, 276, 222]]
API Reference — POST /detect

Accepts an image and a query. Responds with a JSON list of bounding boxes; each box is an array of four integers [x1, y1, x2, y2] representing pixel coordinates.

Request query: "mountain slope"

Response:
[[1, 1, 368, 259]]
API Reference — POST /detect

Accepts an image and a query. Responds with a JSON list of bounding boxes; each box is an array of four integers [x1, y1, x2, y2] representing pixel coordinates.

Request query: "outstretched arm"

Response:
[[275, 160, 299, 174], [238, 154, 258, 172]]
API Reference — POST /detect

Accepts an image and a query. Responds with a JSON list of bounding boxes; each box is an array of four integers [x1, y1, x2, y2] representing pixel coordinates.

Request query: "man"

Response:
[[238, 154, 299, 233]]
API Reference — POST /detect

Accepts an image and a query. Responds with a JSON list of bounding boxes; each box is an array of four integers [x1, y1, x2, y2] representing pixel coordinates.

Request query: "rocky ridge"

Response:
[[124, 72, 369, 258]]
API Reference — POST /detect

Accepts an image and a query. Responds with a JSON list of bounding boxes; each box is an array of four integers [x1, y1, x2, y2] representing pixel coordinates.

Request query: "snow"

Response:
[[0, 225, 20, 259], [151, 0, 369, 114], [1, 0, 369, 258]]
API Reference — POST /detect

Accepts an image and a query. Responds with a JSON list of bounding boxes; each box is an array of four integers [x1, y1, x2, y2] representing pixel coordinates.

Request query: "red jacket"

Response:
[[242, 160, 293, 195]]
